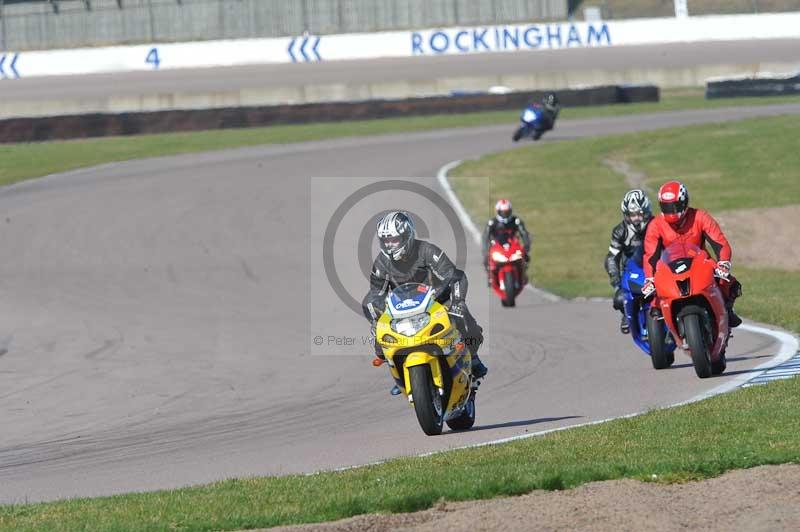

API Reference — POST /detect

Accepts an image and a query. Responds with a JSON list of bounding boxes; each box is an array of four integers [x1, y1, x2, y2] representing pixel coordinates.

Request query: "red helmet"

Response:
[[495, 199, 512, 223], [657, 180, 689, 226]]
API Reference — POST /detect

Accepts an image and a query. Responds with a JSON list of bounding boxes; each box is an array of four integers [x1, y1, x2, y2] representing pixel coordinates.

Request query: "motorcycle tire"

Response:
[[409, 365, 444, 435], [647, 312, 674, 369], [502, 270, 516, 307], [684, 313, 712, 379], [446, 393, 476, 431], [711, 349, 727, 375], [512, 127, 524, 142]]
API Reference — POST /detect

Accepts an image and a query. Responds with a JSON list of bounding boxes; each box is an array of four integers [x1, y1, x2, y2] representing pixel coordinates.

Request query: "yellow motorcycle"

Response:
[[376, 282, 479, 435]]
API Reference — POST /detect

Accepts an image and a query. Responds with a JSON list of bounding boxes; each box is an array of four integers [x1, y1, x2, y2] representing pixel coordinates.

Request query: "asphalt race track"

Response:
[[1, 39, 799, 103], [1, 103, 799, 504]]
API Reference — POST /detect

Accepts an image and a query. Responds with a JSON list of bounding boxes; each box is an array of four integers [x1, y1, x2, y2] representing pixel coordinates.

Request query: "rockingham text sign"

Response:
[[410, 23, 612, 55]]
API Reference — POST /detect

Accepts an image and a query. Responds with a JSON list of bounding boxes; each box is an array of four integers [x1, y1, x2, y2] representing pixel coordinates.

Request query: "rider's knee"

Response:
[[612, 290, 625, 311]]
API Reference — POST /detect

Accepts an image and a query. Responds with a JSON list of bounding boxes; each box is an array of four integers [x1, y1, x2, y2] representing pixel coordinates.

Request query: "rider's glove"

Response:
[[715, 260, 732, 280], [449, 300, 466, 319], [642, 278, 656, 299]]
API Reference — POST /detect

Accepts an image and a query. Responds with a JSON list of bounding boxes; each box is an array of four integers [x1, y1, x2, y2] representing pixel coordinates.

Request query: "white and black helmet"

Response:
[[620, 189, 653, 232], [543, 92, 560, 113], [376, 211, 415, 261]]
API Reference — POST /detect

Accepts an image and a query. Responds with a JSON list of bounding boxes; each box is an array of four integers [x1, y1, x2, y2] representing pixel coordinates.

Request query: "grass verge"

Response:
[[450, 114, 800, 332], [1, 376, 799, 531], [3, 89, 800, 188]]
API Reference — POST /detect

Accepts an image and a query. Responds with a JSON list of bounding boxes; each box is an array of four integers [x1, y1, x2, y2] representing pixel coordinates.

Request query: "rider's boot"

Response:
[[372, 343, 401, 395], [620, 314, 630, 334], [727, 305, 742, 328], [725, 280, 742, 328], [471, 354, 488, 379]]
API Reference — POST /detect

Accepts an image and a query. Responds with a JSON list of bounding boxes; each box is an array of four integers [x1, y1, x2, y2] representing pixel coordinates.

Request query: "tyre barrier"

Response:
[[706, 73, 800, 99], [0, 84, 658, 143]]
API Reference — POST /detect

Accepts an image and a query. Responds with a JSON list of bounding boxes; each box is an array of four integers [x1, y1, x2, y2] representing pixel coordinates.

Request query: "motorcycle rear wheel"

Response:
[[711, 349, 727, 375], [409, 365, 444, 435], [446, 393, 476, 431], [647, 312, 674, 369]]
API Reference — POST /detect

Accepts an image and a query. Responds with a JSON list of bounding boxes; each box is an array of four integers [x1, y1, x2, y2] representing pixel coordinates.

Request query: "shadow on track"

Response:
[[451, 415, 582, 434], [668, 353, 772, 370]]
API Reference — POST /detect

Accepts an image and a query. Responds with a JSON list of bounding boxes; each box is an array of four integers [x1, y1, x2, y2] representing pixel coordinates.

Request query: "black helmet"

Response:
[[620, 189, 653, 232], [543, 92, 560, 112], [376, 211, 415, 261]]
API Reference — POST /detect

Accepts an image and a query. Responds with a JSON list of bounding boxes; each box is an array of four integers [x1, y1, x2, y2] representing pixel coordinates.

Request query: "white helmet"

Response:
[[620, 189, 653, 232], [495, 199, 513, 224], [376, 211, 415, 261]]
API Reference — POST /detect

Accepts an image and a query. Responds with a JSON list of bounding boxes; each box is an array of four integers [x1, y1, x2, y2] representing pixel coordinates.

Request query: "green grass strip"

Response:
[[2, 376, 799, 531], [451, 114, 800, 332], [2, 89, 800, 188]]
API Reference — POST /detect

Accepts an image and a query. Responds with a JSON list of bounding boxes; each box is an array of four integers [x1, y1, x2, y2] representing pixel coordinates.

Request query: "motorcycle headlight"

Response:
[[522, 109, 537, 122], [491, 251, 508, 263], [391, 313, 431, 337]]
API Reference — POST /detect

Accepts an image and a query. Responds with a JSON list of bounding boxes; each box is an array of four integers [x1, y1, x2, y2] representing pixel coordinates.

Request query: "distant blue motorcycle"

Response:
[[512, 103, 550, 142], [620, 248, 677, 369]]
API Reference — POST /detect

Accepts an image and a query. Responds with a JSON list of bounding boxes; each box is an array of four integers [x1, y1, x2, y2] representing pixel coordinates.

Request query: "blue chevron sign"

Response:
[[0, 53, 21, 79], [287, 35, 322, 63]]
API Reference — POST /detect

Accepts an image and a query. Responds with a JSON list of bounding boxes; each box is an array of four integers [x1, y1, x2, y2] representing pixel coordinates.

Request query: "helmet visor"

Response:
[[627, 211, 645, 224], [380, 236, 402, 250], [659, 201, 685, 215]]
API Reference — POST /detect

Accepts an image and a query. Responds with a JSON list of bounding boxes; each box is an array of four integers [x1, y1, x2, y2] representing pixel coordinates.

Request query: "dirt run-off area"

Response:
[[716, 205, 800, 271], [264, 464, 800, 532]]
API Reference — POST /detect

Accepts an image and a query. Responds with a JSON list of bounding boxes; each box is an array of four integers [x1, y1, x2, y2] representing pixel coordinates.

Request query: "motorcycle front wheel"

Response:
[[684, 313, 712, 379], [409, 365, 444, 435], [502, 270, 516, 307]]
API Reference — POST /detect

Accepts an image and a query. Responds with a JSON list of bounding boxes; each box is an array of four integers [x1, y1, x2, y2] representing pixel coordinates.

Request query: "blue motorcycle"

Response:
[[620, 248, 677, 369], [512, 104, 549, 142]]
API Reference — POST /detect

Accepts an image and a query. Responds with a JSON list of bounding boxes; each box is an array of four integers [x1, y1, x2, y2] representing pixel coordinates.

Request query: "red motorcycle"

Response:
[[487, 235, 527, 307], [651, 242, 730, 378]]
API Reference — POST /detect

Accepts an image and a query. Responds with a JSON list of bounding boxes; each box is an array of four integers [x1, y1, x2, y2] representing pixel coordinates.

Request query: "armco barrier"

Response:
[[706, 74, 800, 99], [0, 85, 658, 143]]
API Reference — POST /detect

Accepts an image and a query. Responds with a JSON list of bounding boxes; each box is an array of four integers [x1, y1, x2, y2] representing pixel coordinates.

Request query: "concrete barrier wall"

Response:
[[0, 84, 658, 143], [2, 13, 800, 81]]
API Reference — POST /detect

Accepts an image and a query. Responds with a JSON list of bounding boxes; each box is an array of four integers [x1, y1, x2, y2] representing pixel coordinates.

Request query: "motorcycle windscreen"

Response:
[[660, 242, 705, 274], [495, 232, 520, 246], [387, 283, 434, 318]]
